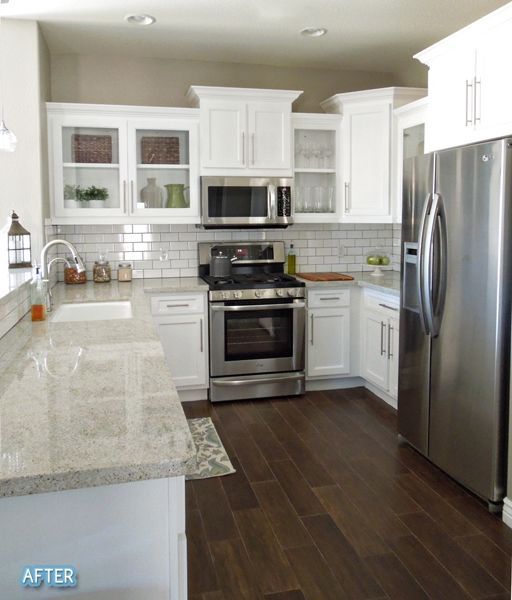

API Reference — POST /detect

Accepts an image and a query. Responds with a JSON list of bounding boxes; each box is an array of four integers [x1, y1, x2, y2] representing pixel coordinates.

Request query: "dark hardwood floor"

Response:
[[183, 388, 512, 600]]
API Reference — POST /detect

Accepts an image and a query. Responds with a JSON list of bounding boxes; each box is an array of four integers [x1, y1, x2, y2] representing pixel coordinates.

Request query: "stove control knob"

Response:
[[222, 291, 231, 300], [255, 290, 264, 298], [234, 291, 243, 299], [287, 289, 297, 297], [276, 289, 285, 297]]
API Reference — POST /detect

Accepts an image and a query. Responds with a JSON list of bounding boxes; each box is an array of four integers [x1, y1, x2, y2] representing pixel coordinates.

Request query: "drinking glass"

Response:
[[303, 187, 313, 212], [313, 186, 325, 212], [295, 186, 304, 213], [326, 187, 335, 212]]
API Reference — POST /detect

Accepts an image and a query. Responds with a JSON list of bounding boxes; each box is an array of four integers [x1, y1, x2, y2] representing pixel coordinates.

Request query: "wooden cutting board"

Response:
[[297, 272, 354, 282]]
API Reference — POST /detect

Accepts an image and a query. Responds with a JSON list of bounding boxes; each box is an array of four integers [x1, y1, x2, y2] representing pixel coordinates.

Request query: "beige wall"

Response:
[[50, 53, 397, 112], [0, 19, 50, 261]]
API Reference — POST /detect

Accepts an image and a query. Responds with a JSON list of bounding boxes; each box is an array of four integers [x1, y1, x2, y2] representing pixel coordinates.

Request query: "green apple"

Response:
[[379, 256, 390, 266], [367, 256, 380, 266]]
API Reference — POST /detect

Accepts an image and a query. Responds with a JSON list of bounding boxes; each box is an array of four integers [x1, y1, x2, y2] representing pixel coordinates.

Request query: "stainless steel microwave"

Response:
[[200, 176, 294, 228]]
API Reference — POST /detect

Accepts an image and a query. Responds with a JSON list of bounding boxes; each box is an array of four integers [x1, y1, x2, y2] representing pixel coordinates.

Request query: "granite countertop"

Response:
[[296, 271, 400, 296], [0, 280, 199, 498]]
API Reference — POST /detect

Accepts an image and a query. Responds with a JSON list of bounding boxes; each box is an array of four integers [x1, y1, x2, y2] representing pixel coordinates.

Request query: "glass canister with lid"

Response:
[[118, 262, 132, 282], [93, 255, 111, 283]]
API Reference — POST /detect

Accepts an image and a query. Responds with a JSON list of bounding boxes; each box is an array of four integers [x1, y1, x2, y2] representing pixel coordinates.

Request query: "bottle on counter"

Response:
[[118, 262, 132, 282], [287, 243, 296, 275], [93, 255, 111, 283], [31, 267, 47, 321]]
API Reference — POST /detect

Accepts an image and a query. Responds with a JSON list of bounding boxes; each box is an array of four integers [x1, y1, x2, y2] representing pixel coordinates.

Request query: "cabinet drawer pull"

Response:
[[388, 324, 393, 359], [380, 321, 386, 356], [166, 303, 190, 308], [200, 318, 204, 353], [319, 296, 340, 301], [310, 314, 314, 345], [378, 303, 398, 312]]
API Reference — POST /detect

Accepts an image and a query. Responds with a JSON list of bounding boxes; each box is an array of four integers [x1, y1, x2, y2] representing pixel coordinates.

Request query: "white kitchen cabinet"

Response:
[[415, 3, 512, 152], [360, 289, 399, 402], [293, 113, 342, 224], [306, 289, 350, 378], [321, 87, 425, 223], [187, 86, 302, 176], [47, 103, 200, 224], [151, 293, 208, 390]]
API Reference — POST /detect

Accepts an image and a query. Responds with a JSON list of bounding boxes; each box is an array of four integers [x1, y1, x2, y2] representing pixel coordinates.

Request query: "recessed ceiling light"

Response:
[[125, 14, 156, 26], [300, 27, 327, 37]]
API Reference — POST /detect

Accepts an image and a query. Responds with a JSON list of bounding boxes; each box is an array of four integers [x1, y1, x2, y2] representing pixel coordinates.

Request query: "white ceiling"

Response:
[[0, 0, 509, 75]]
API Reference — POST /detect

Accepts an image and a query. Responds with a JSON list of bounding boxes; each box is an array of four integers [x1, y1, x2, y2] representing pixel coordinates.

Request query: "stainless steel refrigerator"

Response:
[[399, 128, 512, 510]]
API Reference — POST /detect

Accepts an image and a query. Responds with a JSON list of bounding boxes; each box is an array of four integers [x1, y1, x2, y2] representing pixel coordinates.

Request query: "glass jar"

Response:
[[118, 262, 132, 282], [64, 266, 87, 284], [93, 257, 111, 283]]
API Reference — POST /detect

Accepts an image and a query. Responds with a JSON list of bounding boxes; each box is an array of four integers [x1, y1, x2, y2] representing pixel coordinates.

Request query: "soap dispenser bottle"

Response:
[[31, 267, 47, 322]]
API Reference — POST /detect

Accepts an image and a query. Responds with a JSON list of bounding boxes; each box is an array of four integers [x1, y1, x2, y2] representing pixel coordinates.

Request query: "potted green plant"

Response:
[[76, 185, 109, 208], [63, 184, 80, 209]]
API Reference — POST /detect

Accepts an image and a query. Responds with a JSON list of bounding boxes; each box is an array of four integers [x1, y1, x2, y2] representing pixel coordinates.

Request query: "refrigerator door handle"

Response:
[[417, 192, 433, 334], [424, 192, 446, 337]]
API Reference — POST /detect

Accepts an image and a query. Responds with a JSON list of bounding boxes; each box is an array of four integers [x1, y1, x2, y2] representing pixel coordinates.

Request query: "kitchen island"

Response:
[[0, 280, 198, 599]]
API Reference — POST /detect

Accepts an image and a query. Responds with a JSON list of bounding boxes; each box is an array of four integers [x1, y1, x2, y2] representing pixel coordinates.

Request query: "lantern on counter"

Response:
[[7, 210, 31, 269]]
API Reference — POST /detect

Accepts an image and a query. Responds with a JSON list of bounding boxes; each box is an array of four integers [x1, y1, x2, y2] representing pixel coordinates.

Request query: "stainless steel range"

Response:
[[199, 241, 306, 403]]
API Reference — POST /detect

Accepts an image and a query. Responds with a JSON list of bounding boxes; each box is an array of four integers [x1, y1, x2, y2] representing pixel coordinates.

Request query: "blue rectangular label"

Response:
[[20, 565, 77, 588]]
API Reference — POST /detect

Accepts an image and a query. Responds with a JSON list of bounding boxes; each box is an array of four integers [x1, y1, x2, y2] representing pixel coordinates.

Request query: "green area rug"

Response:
[[186, 417, 236, 480]]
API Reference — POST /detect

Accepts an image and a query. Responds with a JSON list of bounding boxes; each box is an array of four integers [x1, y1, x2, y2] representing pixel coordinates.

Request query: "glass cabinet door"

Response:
[[292, 118, 341, 223], [128, 121, 198, 217], [53, 119, 127, 216]]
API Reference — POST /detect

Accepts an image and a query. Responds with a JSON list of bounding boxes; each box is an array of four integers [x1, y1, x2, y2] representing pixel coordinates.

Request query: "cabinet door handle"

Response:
[[200, 318, 204, 353], [310, 314, 314, 345], [378, 303, 398, 312], [344, 182, 350, 213], [388, 324, 393, 359], [380, 321, 386, 356], [242, 132, 245, 165], [123, 179, 127, 212], [465, 80, 474, 126], [251, 133, 255, 165], [474, 77, 481, 124], [130, 180, 134, 211]]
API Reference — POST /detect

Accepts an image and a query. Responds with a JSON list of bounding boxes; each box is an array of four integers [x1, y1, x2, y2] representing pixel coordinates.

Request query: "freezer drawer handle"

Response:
[[378, 303, 398, 312], [380, 321, 386, 356]]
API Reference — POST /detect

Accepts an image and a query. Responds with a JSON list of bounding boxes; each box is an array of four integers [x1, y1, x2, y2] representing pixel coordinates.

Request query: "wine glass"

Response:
[[323, 146, 334, 169]]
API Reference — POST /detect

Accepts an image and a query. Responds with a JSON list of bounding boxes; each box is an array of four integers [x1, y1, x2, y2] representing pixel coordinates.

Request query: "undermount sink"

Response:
[[51, 301, 133, 323]]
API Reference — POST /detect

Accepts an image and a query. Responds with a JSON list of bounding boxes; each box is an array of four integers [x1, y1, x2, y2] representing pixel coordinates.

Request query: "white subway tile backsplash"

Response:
[[53, 222, 398, 280]]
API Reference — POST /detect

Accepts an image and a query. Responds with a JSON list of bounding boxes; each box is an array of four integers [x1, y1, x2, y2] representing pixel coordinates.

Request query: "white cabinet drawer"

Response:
[[151, 293, 206, 316], [362, 289, 399, 315], [308, 288, 350, 309]]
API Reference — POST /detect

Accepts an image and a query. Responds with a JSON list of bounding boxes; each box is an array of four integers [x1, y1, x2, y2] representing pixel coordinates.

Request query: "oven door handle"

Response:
[[210, 302, 305, 312], [212, 373, 304, 386]]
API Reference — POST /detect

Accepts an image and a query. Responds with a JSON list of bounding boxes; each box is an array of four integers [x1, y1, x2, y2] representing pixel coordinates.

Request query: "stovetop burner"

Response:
[[202, 273, 303, 290]]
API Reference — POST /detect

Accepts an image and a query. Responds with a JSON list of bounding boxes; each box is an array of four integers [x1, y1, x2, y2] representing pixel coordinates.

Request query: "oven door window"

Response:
[[208, 186, 269, 218], [225, 308, 293, 361]]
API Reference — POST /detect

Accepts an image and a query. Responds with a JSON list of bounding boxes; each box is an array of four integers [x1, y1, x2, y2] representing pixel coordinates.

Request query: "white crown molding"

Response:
[[393, 96, 428, 117], [46, 102, 199, 120], [415, 1, 512, 65], [187, 86, 303, 107], [320, 87, 426, 114]]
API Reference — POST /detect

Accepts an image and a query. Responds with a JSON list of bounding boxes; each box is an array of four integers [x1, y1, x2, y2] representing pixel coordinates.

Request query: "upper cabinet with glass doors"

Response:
[[48, 105, 199, 224], [292, 113, 342, 224]]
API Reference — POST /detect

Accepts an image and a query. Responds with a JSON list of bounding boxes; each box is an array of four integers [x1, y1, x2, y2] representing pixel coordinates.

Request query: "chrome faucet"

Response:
[[40, 239, 86, 311]]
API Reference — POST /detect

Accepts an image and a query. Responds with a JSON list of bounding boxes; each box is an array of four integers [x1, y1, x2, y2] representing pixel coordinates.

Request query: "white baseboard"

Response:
[[502, 497, 512, 529], [364, 381, 397, 409], [306, 376, 365, 391], [178, 388, 208, 402]]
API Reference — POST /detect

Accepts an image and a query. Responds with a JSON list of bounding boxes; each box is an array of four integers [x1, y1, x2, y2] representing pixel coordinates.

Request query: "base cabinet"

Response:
[[360, 290, 399, 399], [306, 288, 350, 378], [151, 293, 208, 390]]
